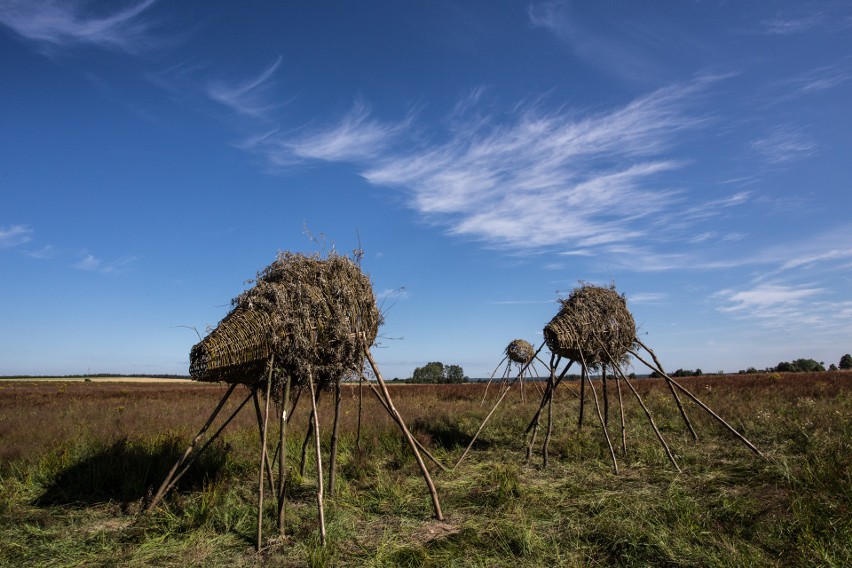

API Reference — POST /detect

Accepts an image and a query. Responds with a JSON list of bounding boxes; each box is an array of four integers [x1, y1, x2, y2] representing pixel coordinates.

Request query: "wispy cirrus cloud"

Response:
[[23, 245, 56, 259], [0, 0, 160, 54], [750, 126, 816, 164], [0, 224, 33, 249], [240, 101, 409, 166], [225, 73, 751, 256], [72, 253, 139, 274], [207, 56, 284, 119], [713, 283, 846, 330], [761, 15, 823, 35], [361, 79, 715, 250]]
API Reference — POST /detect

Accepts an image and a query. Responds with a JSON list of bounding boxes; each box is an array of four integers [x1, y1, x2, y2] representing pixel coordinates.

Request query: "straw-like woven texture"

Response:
[[189, 308, 273, 383], [190, 252, 379, 391], [543, 284, 635, 367], [506, 339, 535, 365]]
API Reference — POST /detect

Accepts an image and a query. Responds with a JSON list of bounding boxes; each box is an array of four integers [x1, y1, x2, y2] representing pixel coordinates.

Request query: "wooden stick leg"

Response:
[[277, 375, 291, 535], [578, 369, 586, 429], [364, 347, 443, 520], [253, 391, 277, 497], [616, 372, 627, 456], [630, 346, 765, 459], [455, 381, 514, 469], [612, 360, 681, 473], [299, 389, 321, 477], [357, 372, 364, 453], [481, 356, 508, 406], [257, 360, 274, 551], [542, 373, 555, 468], [632, 340, 698, 441], [146, 383, 237, 512], [159, 389, 253, 501], [579, 354, 618, 474], [328, 381, 342, 498], [307, 371, 326, 546], [366, 382, 448, 472]]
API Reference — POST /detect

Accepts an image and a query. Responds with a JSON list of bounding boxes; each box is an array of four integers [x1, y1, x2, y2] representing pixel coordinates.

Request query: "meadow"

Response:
[[0, 373, 849, 567]]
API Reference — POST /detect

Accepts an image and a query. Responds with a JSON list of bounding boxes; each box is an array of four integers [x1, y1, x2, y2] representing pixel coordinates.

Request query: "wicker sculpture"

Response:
[[525, 283, 765, 472], [454, 339, 554, 468], [145, 252, 443, 550]]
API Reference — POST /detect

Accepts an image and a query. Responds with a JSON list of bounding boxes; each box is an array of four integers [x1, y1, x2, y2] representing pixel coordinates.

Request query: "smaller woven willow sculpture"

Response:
[[454, 338, 547, 468], [527, 282, 765, 474], [506, 339, 535, 365]]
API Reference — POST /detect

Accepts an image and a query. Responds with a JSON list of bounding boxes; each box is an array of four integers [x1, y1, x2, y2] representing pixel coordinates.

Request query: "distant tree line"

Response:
[[408, 362, 468, 383], [736, 354, 851, 374]]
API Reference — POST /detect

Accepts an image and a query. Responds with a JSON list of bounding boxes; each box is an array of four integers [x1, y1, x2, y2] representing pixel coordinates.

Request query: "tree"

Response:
[[775, 358, 825, 373], [840, 354, 852, 370], [410, 362, 468, 383], [444, 364, 466, 383], [412, 362, 444, 383]]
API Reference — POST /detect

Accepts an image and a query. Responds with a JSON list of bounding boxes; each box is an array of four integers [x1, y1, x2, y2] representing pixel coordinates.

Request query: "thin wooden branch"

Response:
[[454, 381, 513, 469], [145, 383, 237, 512], [578, 365, 586, 430], [365, 382, 448, 472], [632, 339, 698, 441], [605, 354, 681, 473], [601, 366, 609, 426], [328, 380, 342, 498], [159, 388, 253, 503], [629, 344, 765, 459], [307, 370, 326, 546], [357, 371, 363, 452], [299, 389, 321, 477], [253, 391, 277, 497], [481, 355, 508, 406], [616, 369, 627, 456], [364, 347, 444, 520], [256, 357, 274, 551], [542, 365, 555, 468], [277, 374, 291, 534], [578, 351, 618, 474]]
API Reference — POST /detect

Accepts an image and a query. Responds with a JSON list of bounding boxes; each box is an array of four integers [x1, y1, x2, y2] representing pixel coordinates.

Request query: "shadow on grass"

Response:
[[34, 437, 229, 508], [411, 417, 491, 451]]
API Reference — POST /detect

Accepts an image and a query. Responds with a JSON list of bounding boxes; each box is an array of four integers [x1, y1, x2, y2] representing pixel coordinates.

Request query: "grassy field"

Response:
[[1, 373, 849, 567]]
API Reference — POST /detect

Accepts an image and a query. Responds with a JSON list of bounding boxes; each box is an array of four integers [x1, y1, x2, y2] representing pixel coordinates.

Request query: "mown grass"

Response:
[[0, 373, 850, 566]]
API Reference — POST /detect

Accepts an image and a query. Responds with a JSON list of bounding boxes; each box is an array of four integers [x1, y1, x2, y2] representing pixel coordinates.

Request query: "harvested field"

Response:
[[1, 372, 850, 566]]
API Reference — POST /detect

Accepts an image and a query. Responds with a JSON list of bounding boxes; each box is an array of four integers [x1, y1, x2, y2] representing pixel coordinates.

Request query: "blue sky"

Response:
[[1, 1, 851, 378]]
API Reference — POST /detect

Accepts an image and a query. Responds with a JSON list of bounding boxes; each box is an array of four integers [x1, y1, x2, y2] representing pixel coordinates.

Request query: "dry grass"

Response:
[[1, 372, 850, 566]]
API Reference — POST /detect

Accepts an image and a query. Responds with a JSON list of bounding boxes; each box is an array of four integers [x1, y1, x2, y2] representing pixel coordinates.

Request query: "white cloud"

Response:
[[207, 56, 284, 119], [714, 282, 852, 333], [627, 292, 667, 304], [716, 283, 822, 312], [288, 102, 407, 162], [361, 80, 712, 250], [0, 224, 32, 249], [239, 101, 407, 166], [72, 253, 138, 273], [0, 0, 160, 54], [23, 245, 56, 259], [761, 15, 823, 35], [750, 126, 816, 164], [526, 1, 667, 84]]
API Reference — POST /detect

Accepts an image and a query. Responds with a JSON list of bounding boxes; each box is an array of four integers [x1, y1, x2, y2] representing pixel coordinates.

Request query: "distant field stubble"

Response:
[[0, 373, 849, 566]]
